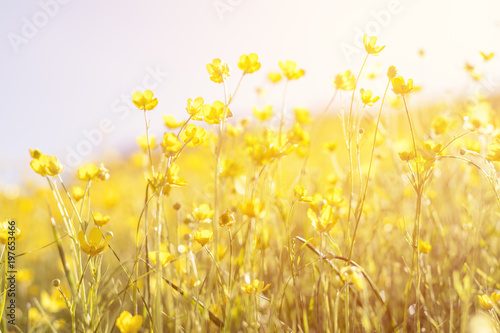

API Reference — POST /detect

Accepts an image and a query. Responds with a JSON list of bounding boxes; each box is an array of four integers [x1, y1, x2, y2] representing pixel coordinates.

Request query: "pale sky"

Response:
[[1, 0, 500, 185]]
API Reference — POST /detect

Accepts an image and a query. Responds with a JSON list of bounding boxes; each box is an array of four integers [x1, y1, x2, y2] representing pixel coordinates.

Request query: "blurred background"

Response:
[[1, 0, 500, 187]]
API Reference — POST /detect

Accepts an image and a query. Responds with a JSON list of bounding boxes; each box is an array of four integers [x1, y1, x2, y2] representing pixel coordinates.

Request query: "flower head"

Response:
[[240, 198, 264, 218], [307, 204, 339, 232], [391, 76, 414, 95], [480, 52, 494, 62], [30, 151, 64, 177], [202, 101, 232, 125], [78, 164, 99, 181], [78, 227, 112, 256], [268, 71, 282, 83], [219, 209, 236, 228], [241, 279, 270, 294], [192, 203, 215, 222], [148, 251, 174, 267], [294, 108, 313, 124], [186, 97, 206, 120], [194, 230, 213, 247], [132, 90, 158, 111], [93, 212, 110, 227], [360, 89, 380, 106], [253, 105, 273, 121], [418, 240, 432, 254], [163, 115, 184, 129], [72, 186, 85, 201], [387, 66, 398, 80], [181, 124, 207, 147], [136, 135, 157, 152], [161, 132, 182, 154], [238, 53, 261, 74], [207, 59, 230, 83], [333, 70, 355, 91], [363, 34, 385, 55], [294, 185, 313, 203], [279, 60, 305, 80], [116, 311, 143, 333]]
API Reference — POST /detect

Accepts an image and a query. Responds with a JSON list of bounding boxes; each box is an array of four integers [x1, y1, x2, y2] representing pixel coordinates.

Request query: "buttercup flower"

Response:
[[268, 71, 282, 83], [207, 58, 230, 83], [253, 106, 273, 121], [241, 279, 270, 294], [279, 60, 305, 80], [391, 76, 414, 95], [132, 90, 158, 111], [333, 70, 355, 91], [30, 152, 64, 177], [163, 115, 184, 128], [72, 186, 85, 201], [398, 151, 415, 162], [136, 135, 157, 152], [219, 209, 236, 228], [387, 66, 398, 80], [363, 34, 385, 55], [186, 97, 206, 120], [202, 101, 232, 125], [307, 204, 339, 232], [181, 124, 207, 147], [238, 53, 261, 74], [480, 52, 494, 62], [192, 203, 215, 222], [418, 240, 432, 254], [240, 198, 264, 218], [294, 185, 313, 203], [194, 230, 213, 247], [294, 108, 313, 124], [360, 89, 380, 106], [116, 311, 143, 333], [93, 212, 111, 227], [161, 132, 183, 154], [78, 164, 99, 181], [148, 251, 174, 267], [78, 227, 113, 256]]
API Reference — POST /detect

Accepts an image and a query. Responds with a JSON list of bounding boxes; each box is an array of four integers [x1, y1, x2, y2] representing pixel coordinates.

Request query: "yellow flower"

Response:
[[322, 141, 337, 153], [431, 115, 450, 135], [72, 186, 85, 201], [387, 66, 398, 80], [93, 212, 110, 227], [333, 70, 355, 91], [491, 292, 500, 305], [240, 198, 264, 218], [194, 230, 213, 247], [391, 76, 414, 95], [487, 143, 500, 162], [421, 140, 443, 160], [78, 164, 99, 181], [219, 209, 236, 228], [238, 53, 261, 74], [398, 151, 415, 162], [464, 62, 475, 73], [418, 240, 432, 254], [186, 97, 206, 120], [148, 251, 174, 267], [307, 205, 339, 232], [341, 267, 364, 291], [202, 100, 232, 125], [192, 203, 215, 222], [136, 135, 157, 152], [268, 71, 282, 83], [30, 153, 64, 177], [279, 60, 305, 80], [253, 105, 273, 121], [478, 294, 493, 310], [360, 89, 380, 106], [294, 108, 313, 124], [181, 124, 206, 147], [480, 52, 494, 62], [161, 132, 183, 154], [30, 148, 42, 159], [78, 227, 112, 256], [163, 115, 184, 129], [294, 185, 313, 203], [116, 311, 143, 333], [220, 158, 243, 178], [241, 279, 270, 294], [207, 58, 230, 83], [132, 90, 158, 111], [166, 163, 187, 187], [363, 34, 385, 55], [287, 123, 310, 146], [0, 220, 21, 244]]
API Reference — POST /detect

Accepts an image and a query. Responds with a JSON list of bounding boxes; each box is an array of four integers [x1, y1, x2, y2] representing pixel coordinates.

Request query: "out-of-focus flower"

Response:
[[307, 204, 339, 232], [238, 53, 261, 74], [241, 279, 270, 294], [363, 35, 385, 55], [0, 220, 21, 244], [287, 123, 310, 146], [253, 105, 273, 121], [387, 66, 397, 80], [163, 115, 184, 128], [116, 311, 143, 333], [294, 185, 313, 203], [72, 186, 85, 201], [479, 52, 494, 62], [294, 108, 313, 124], [203, 101, 232, 125], [360, 89, 380, 106], [93, 212, 110, 227], [136, 135, 157, 152], [148, 251, 174, 267], [418, 240, 432, 254], [268, 71, 282, 83], [240, 198, 264, 218], [486, 143, 500, 162], [333, 70, 355, 91], [398, 151, 415, 162], [207, 59, 230, 83], [78, 227, 112, 256], [78, 164, 99, 181], [132, 90, 158, 111], [192, 203, 215, 222], [431, 115, 450, 135], [279, 60, 305, 80]]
